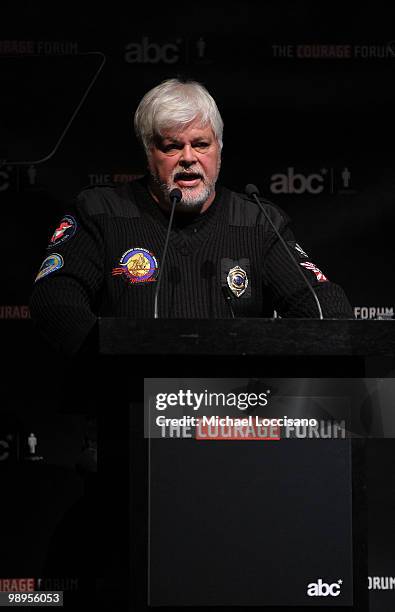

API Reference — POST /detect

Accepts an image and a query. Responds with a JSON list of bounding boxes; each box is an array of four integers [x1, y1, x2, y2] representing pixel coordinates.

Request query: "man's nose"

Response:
[[179, 145, 197, 166]]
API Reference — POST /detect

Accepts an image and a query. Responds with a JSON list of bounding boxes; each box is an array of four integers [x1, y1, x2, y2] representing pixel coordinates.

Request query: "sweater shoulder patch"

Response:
[[228, 191, 288, 231], [77, 184, 140, 218]]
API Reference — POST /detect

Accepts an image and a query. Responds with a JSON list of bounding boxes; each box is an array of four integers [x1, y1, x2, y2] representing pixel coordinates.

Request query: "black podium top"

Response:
[[97, 318, 395, 357]]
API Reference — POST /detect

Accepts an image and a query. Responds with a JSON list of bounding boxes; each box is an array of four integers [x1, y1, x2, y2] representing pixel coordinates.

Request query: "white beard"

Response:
[[150, 162, 220, 213]]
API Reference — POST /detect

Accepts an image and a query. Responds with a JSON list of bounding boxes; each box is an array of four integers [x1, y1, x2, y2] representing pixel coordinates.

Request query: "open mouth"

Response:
[[174, 172, 203, 188]]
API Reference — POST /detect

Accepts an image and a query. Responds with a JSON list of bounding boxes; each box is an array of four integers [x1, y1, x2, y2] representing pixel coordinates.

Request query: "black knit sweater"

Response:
[[30, 177, 353, 354]]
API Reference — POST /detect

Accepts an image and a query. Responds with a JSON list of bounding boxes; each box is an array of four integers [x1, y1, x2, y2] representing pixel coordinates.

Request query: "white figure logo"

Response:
[[28, 433, 37, 455]]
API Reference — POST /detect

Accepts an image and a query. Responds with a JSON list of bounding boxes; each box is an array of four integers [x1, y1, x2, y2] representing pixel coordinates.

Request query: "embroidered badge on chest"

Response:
[[227, 265, 248, 297], [112, 247, 159, 284]]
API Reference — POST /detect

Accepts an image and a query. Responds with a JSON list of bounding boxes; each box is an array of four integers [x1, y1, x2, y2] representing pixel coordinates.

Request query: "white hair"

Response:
[[134, 78, 224, 156]]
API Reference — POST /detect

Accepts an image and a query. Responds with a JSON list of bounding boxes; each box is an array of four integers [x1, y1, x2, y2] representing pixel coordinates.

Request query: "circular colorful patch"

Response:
[[48, 215, 77, 248], [35, 253, 64, 282], [113, 247, 159, 283]]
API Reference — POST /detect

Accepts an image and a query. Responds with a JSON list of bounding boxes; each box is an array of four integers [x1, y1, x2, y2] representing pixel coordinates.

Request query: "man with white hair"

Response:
[[134, 78, 223, 214], [30, 78, 353, 354]]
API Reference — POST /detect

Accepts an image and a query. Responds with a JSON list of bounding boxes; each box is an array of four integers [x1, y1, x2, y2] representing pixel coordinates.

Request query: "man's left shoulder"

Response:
[[222, 186, 290, 230]]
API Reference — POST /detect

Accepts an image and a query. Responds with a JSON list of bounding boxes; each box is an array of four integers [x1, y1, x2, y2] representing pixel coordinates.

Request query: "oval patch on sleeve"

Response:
[[48, 215, 77, 248], [300, 261, 328, 282], [35, 253, 64, 282]]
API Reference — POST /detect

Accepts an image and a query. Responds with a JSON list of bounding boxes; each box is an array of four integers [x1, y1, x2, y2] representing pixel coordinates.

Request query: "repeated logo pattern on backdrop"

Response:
[[0, 9, 394, 609]]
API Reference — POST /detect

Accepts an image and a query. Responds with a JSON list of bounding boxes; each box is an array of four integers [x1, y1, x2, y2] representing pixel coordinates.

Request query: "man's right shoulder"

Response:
[[75, 182, 141, 219]]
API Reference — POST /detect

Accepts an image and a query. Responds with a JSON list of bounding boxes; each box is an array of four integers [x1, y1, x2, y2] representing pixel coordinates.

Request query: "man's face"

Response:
[[147, 119, 221, 213]]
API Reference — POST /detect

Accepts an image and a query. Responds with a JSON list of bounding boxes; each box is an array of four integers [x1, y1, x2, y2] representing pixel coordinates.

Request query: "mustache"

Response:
[[173, 170, 204, 181]]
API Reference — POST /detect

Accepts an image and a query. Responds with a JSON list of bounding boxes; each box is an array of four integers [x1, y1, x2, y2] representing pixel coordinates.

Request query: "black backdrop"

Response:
[[1, 3, 395, 610], [2, 4, 395, 317]]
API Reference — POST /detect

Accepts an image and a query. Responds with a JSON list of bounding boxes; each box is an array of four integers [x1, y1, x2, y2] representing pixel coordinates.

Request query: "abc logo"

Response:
[[270, 167, 325, 194], [125, 37, 180, 64], [307, 578, 342, 597]]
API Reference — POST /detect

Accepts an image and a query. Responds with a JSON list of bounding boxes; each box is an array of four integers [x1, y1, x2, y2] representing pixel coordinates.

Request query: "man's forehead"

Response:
[[159, 123, 214, 142]]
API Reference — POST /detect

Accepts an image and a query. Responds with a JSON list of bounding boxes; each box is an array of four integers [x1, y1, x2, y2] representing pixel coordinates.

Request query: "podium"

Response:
[[94, 317, 395, 610], [98, 317, 395, 359]]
